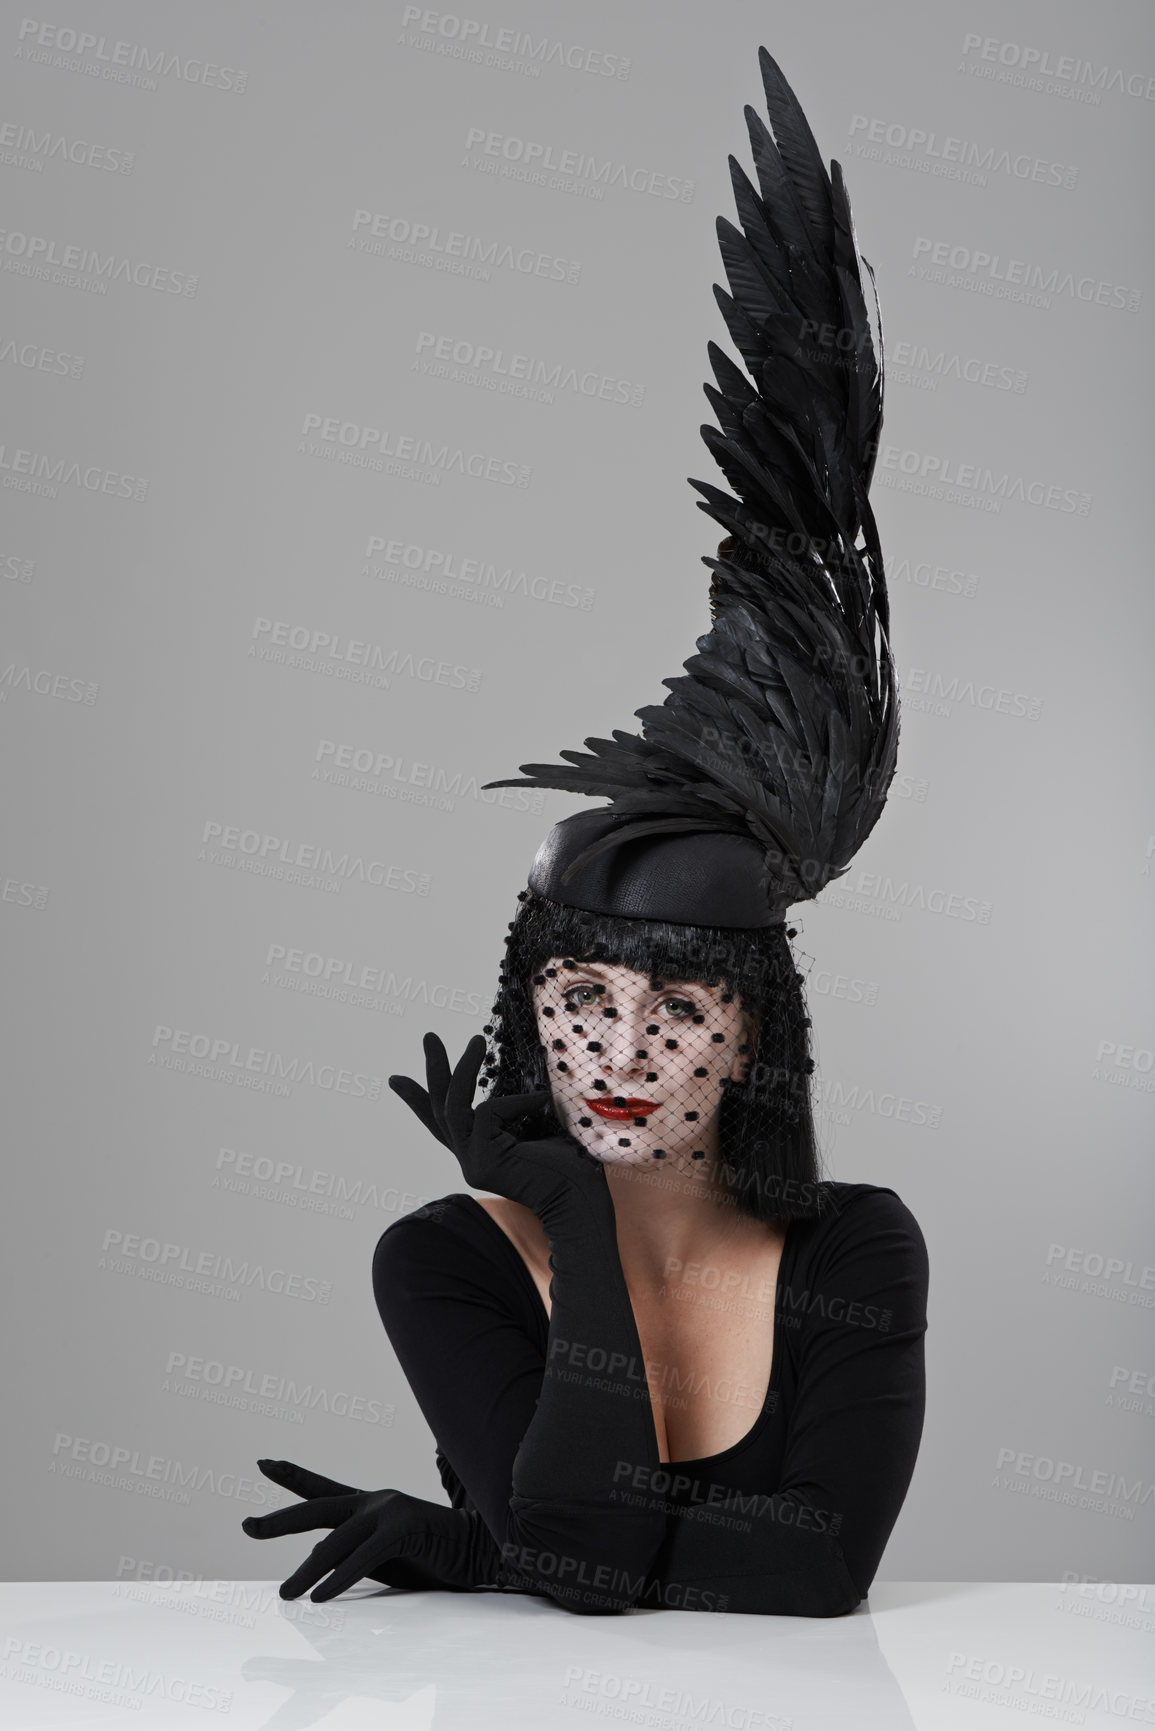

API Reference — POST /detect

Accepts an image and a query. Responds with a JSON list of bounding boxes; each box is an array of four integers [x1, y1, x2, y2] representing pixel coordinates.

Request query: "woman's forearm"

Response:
[[495, 1190, 669, 1611], [634, 1488, 862, 1616]]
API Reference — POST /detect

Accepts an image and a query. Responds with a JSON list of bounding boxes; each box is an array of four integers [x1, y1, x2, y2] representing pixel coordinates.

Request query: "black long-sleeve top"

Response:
[[372, 1179, 928, 1616]]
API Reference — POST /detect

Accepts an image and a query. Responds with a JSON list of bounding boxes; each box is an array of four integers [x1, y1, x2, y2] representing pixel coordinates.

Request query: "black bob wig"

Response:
[[481, 889, 828, 1223]]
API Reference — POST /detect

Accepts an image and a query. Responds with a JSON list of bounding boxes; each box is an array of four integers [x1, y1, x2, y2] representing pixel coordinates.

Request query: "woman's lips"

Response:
[[583, 1097, 659, 1121]]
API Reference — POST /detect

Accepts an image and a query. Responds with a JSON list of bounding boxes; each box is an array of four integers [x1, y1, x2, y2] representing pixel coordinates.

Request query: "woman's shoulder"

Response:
[[796, 1180, 929, 1277], [375, 1191, 485, 1254], [814, 1177, 923, 1225], [372, 1191, 548, 1327], [817, 1177, 928, 1218], [373, 1190, 543, 1294]]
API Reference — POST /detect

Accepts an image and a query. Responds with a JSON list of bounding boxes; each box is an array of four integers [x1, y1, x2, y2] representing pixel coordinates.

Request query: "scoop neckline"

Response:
[[451, 1190, 796, 1471]]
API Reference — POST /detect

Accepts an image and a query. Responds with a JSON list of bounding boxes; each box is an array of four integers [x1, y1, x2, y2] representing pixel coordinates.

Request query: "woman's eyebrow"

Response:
[[562, 969, 703, 993]]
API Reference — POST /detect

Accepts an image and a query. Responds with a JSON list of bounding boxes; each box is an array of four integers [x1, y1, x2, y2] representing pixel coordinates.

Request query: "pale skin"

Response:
[[476, 956, 787, 1464]]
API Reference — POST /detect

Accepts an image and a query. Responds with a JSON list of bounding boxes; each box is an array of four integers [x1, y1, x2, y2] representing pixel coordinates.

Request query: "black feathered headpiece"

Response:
[[485, 47, 898, 928]]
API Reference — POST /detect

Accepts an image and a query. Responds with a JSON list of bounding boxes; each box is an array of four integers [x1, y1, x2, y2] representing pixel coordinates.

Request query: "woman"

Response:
[[242, 47, 929, 1616]]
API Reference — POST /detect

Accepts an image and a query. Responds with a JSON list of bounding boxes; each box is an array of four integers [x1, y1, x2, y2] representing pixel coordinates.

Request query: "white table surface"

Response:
[[0, 1580, 1151, 1729]]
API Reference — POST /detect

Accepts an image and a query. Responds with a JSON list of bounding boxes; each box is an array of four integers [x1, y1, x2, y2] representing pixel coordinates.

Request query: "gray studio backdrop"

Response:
[[3, 0, 1152, 1590]]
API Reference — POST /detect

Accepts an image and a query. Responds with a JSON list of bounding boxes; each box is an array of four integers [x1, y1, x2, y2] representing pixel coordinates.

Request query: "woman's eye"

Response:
[[662, 997, 696, 1018], [563, 985, 600, 1009]]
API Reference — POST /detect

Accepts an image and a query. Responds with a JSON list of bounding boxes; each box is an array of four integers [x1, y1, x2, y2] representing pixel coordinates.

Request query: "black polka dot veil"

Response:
[[480, 891, 826, 1224]]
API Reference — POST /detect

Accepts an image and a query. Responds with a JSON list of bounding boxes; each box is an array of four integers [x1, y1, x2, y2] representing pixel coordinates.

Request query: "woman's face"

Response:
[[529, 956, 755, 1171]]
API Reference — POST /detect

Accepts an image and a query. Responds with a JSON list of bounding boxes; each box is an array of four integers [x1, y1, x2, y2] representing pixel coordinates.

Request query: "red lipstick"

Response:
[[583, 1097, 659, 1121]]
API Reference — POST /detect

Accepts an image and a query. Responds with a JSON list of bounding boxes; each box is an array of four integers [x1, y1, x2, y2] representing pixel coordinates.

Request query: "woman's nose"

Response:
[[597, 1009, 651, 1075]]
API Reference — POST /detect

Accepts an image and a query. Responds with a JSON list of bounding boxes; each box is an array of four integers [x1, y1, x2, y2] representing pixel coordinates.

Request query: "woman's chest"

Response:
[[533, 1272, 777, 1463], [634, 1264, 780, 1462], [477, 1197, 784, 1464]]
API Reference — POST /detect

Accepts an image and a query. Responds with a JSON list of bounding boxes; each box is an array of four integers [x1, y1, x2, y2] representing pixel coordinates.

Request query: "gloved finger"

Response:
[[277, 1515, 373, 1600], [255, 1458, 360, 1500], [481, 1090, 551, 1124], [242, 1494, 355, 1540], [387, 1074, 446, 1145], [443, 1035, 488, 1142], [308, 1529, 406, 1602], [421, 1032, 453, 1130]]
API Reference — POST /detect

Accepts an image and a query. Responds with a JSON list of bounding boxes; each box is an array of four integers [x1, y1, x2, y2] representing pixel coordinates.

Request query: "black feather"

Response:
[[483, 48, 898, 912]]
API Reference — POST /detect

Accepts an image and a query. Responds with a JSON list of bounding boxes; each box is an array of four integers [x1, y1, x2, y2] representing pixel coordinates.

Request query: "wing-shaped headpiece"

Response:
[[485, 47, 898, 921]]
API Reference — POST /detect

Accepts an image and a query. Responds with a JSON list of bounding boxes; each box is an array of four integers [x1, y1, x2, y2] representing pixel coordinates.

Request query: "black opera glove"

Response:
[[388, 1032, 613, 1234], [241, 1459, 497, 1600]]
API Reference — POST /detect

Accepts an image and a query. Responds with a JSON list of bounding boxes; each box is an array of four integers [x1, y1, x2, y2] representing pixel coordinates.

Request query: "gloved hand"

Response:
[[388, 1032, 613, 1235], [241, 1459, 501, 1600]]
